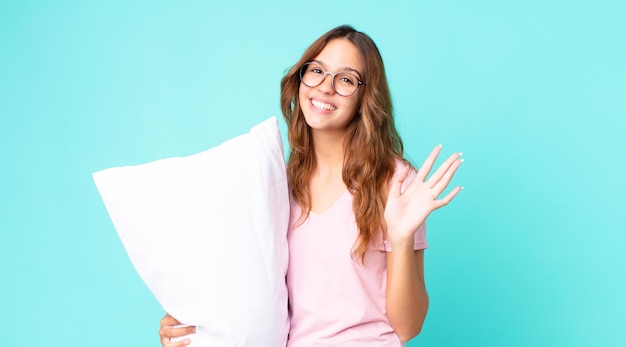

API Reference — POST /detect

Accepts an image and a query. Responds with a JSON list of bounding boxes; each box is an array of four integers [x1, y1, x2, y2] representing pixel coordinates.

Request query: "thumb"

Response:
[[389, 165, 410, 198]]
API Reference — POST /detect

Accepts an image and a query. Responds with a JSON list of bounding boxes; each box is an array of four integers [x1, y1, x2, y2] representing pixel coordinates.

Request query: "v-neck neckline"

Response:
[[308, 189, 350, 217]]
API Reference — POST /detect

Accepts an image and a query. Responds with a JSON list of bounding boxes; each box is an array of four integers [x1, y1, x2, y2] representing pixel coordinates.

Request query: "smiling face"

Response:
[[298, 38, 364, 136]]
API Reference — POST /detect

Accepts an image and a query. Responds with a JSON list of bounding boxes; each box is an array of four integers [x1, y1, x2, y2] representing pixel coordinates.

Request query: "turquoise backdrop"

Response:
[[1, 1, 624, 346]]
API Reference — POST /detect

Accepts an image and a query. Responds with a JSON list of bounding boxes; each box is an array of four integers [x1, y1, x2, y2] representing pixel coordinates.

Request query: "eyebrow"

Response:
[[312, 59, 363, 78]]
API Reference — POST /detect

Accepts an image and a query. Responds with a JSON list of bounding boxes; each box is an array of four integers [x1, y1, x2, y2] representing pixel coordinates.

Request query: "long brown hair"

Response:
[[280, 25, 405, 262]]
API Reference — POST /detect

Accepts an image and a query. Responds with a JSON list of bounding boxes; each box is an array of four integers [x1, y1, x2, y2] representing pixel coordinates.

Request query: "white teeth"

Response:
[[311, 99, 336, 111]]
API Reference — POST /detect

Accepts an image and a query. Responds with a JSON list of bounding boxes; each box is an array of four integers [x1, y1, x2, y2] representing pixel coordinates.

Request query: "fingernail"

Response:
[[438, 144, 443, 147], [184, 339, 191, 345], [461, 186, 465, 190], [458, 152, 463, 156], [459, 159, 464, 163]]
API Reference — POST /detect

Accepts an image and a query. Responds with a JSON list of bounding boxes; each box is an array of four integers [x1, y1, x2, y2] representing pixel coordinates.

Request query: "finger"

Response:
[[431, 158, 463, 197], [434, 186, 463, 209], [415, 145, 442, 182], [161, 315, 181, 326], [426, 152, 462, 188], [160, 325, 197, 339]]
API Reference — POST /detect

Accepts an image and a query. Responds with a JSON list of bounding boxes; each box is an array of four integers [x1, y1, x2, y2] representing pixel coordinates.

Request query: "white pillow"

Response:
[[93, 117, 289, 347]]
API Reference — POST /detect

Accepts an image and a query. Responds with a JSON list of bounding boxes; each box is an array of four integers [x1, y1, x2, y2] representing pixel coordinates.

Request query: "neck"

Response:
[[311, 129, 346, 175]]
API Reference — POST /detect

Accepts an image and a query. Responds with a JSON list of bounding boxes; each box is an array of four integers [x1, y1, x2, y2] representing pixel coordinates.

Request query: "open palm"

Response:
[[384, 145, 463, 244]]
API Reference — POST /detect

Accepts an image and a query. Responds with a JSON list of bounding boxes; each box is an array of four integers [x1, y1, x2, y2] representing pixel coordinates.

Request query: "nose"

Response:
[[317, 72, 335, 94]]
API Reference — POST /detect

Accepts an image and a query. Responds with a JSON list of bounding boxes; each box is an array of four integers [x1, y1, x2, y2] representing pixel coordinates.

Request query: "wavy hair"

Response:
[[280, 25, 406, 262]]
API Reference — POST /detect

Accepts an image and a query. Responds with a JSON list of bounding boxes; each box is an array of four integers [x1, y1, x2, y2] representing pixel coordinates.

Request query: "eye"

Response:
[[310, 66, 324, 74], [337, 74, 356, 85]]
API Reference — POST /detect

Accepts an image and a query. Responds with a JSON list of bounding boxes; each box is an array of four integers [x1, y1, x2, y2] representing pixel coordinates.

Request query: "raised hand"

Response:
[[384, 145, 463, 246]]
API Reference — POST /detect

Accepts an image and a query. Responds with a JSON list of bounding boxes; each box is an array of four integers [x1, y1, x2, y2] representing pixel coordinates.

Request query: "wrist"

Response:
[[386, 231, 414, 251]]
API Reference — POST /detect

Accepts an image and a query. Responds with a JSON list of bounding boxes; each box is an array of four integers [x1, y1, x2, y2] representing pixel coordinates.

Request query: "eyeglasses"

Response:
[[299, 62, 364, 97]]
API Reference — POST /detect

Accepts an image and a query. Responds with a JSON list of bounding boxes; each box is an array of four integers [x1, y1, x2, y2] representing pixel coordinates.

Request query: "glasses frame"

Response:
[[299, 62, 364, 97]]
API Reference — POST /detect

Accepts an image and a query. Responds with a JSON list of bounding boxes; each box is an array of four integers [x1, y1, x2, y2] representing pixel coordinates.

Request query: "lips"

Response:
[[311, 99, 337, 112]]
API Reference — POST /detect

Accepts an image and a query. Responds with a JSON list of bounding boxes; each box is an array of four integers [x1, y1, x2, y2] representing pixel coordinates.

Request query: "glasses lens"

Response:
[[301, 63, 324, 88], [333, 73, 359, 96]]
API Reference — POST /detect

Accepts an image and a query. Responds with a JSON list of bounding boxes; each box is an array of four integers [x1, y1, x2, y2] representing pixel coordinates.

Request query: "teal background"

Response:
[[1, 1, 624, 346]]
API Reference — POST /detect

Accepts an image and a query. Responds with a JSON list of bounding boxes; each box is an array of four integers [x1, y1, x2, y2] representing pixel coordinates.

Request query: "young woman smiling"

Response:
[[159, 25, 463, 346]]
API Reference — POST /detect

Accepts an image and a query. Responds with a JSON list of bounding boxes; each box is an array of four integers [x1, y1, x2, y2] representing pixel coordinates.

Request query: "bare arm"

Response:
[[384, 145, 463, 341], [386, 248, 428, 341]]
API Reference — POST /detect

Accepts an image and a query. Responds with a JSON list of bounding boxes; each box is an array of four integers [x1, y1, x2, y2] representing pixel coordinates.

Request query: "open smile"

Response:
[[310, 99, 337, 112]]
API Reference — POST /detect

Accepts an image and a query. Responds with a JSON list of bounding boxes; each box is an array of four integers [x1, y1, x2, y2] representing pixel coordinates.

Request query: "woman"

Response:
[[160, 25, 462, 346]]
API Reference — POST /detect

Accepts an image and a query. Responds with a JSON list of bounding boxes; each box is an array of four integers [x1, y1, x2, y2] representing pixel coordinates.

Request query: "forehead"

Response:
[[313, 38, 364, 74]]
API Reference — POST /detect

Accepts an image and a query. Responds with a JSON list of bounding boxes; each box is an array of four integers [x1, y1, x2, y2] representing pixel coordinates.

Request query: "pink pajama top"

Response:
[[286, 188, 427, 347]]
